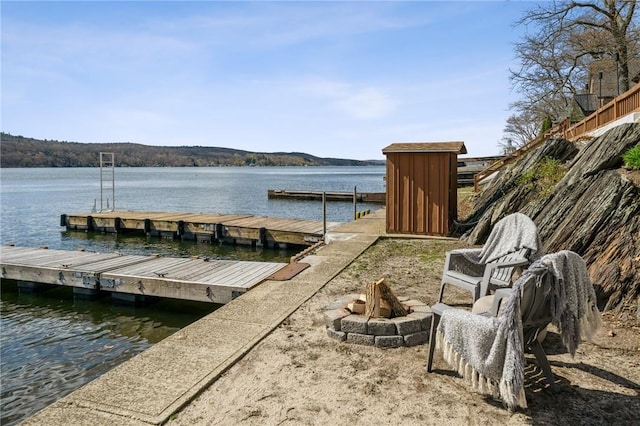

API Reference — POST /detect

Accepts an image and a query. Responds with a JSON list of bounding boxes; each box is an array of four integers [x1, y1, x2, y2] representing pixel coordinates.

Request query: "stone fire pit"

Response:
[[324, 292, 433, 348]]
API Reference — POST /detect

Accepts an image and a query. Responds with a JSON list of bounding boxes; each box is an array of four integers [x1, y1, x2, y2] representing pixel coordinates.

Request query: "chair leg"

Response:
[[472, 286, 480, 303], [529, 340, 556, 388], [437, 255, 452, 303], [426, 312, 441, 372], [437, 281, 446, 303]]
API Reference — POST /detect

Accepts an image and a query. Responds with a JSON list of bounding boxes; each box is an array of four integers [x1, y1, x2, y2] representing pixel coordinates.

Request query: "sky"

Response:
[[1, 1, 538, 160]]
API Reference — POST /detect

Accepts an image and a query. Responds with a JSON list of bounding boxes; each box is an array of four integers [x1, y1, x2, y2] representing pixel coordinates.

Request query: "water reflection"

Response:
[[0, 283, 218, 425]]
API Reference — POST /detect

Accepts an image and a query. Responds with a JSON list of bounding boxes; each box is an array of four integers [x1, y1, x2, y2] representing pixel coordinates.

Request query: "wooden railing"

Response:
[[564, 83, 640, 139], [474, 83, 640, 191], [472, 118, 570, 191]]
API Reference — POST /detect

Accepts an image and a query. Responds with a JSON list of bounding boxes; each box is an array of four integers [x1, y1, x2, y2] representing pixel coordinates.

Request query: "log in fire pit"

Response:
[[324, 279, 433, 348]]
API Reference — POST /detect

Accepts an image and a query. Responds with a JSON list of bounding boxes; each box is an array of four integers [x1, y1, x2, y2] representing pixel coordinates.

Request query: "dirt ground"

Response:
[[171, 238, 640, 426]]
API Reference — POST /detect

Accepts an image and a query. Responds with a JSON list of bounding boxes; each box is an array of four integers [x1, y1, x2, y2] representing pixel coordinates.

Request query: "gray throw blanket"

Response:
[[454, 213, 543, 277], [478, 212, 543, 264], [436, 250, 601, 410]]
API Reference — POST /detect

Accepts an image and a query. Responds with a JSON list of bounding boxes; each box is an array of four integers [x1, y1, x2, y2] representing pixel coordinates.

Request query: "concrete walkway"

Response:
[[20, 210, 388, 425]]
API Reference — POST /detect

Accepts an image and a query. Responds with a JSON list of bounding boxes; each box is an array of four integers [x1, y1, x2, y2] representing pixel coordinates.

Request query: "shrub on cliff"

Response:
[[623, 144, 640, 170], [517, 157, 566, 197]]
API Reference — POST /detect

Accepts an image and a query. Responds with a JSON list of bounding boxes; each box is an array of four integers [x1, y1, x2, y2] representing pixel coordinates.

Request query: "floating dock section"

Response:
[[0, 246, 288, 304], [267, 189, 386, 204], [61, 211, 342, 247]]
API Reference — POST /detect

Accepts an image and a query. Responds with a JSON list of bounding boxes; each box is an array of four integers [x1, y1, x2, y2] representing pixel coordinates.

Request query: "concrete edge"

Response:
[[150, 234, 381, 424], [20, 225, 382, 425]]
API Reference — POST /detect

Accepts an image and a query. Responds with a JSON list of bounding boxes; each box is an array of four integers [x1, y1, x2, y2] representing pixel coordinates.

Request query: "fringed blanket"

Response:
[[436, 250, 601, 410], [542, 251, 601, 354]]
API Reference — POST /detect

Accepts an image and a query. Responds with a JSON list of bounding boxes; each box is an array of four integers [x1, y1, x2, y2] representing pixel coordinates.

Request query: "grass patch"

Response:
[[623, 144, 640, 170], [417, 242, 450, 263], [457, 187, 476, 221], [517, 157, 565, 197]]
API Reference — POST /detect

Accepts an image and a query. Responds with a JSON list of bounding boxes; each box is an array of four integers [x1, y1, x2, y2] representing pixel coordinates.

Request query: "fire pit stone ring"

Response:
[[324, 293, 433, 348]]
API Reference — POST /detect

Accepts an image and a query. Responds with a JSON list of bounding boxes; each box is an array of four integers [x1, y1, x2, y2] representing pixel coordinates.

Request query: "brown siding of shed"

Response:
[[385, 151, 458, 236]]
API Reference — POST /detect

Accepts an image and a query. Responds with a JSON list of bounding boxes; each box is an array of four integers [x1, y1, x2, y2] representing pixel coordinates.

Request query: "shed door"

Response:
[[386, 152, 451, 235]]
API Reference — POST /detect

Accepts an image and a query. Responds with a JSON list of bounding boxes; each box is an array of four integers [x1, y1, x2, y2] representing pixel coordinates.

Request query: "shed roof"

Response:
[[382, 141, 467, 155]]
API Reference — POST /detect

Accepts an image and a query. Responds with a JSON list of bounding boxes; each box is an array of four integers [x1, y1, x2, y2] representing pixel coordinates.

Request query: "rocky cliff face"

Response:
[[464, 123, 640, 311]]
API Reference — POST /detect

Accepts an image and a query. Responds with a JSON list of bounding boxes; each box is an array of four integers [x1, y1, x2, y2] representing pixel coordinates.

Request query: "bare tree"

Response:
[[501, 111, 542, 151], [508, 0, 639, 143]]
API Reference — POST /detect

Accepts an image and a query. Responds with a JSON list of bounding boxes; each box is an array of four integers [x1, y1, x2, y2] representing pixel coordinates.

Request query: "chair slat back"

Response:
[[489, 248, 530, 285]]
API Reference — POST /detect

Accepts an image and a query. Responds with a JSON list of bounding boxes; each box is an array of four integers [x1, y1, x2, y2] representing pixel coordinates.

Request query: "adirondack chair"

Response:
[[437, 212, 542, 304], [428, 271, 556, 387], [426, 251, 601, 409]]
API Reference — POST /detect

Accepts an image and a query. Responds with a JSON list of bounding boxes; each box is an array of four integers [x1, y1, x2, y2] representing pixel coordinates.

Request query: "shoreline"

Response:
[[17, 209, 640, 425], [19, 210, 388, 425]]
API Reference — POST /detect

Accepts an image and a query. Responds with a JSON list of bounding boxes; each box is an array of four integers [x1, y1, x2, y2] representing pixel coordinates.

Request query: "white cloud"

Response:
[[298, 79, 395, 120], [191, 2, 428, 48], [336, 87, 394, 120], [1, 1, 532, 159]]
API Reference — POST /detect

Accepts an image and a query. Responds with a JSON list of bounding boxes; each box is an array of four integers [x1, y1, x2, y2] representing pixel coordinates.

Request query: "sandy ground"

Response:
[[170, 238, 640, 426]]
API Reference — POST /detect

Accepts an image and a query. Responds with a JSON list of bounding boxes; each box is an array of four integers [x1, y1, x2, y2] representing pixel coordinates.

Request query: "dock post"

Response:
[[60, 214, 67, 227], [114, 217, 121, 233], [215, 223, 224, 243], [178, 220, 185, 238], [322, 192, 327, 239], [86, 216, 94, 232], [259, 227, 267, 247], [353, 186, 357, 220], [144, 218, 151, 235]]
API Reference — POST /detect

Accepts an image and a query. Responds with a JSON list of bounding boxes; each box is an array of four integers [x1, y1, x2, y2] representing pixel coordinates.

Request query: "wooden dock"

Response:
[[268, 189, 386, 204], [0, 246, 288, 304], [61, 211, 343, 247]]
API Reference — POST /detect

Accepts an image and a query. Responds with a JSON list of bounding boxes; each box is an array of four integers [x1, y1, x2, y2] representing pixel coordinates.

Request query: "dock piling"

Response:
[[73, 287, 101, 300]]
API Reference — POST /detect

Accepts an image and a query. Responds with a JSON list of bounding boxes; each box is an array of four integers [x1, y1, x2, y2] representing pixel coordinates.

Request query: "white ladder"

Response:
[[99, 152, 115, 212]]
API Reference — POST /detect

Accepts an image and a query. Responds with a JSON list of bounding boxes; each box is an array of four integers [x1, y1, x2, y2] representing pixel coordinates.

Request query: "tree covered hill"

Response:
[[0, 133, 384, 167]]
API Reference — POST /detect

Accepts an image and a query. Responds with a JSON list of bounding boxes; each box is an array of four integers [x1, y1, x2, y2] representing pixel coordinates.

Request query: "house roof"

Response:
[[382, 141, 467, 155], [574, 93, 599, 115]]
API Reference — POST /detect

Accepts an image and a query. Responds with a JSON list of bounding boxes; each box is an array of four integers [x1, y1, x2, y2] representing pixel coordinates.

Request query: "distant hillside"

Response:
[[0, 133, 385, 168]]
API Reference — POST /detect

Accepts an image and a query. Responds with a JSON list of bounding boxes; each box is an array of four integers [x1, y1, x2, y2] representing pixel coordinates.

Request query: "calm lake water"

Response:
[[0, 166, 385, 425]]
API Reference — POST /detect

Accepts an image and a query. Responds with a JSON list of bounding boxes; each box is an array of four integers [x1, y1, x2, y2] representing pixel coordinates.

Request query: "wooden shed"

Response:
[[382, 141, 467, 236]]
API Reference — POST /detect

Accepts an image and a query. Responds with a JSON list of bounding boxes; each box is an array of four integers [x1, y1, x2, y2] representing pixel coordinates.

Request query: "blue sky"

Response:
[[2, 1, 536, 160]]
